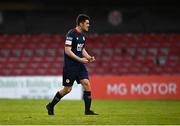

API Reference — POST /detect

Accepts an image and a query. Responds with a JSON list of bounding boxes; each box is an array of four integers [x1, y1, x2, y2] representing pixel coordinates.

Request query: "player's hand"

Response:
[[80, 57, 89, 64], [88, 56, 95, 63]]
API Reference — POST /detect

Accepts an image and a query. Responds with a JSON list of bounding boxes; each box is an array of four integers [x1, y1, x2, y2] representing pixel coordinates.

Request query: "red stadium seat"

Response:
[[0, 33, 179, 76]]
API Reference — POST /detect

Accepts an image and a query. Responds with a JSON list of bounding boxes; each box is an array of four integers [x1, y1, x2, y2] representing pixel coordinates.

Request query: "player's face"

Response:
[[80, 20, 90, 32]]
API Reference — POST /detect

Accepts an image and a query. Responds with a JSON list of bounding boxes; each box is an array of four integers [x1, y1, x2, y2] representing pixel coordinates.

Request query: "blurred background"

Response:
[[0, 0, 180, 33], [0, 0, 180, 100]]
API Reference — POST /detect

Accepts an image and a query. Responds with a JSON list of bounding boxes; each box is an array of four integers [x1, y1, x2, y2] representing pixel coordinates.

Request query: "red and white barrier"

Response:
[[90, 75, 180, 100]]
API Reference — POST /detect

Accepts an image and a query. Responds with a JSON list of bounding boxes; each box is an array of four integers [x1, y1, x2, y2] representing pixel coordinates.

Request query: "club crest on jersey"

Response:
[[76, 37, 79, 40], [66, 79, 70, 83], [77, 43, 84, 51]]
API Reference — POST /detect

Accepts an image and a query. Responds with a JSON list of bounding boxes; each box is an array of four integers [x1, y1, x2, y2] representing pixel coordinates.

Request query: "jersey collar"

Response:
[[74, 28, 82, 34]]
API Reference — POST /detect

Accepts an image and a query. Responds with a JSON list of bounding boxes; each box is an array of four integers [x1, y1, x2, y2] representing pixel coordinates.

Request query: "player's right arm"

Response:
[[65, 46, 89, 64]]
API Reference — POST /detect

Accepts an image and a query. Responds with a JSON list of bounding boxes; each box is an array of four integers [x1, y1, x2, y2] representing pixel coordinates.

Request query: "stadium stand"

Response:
[[0, 34, 179, 76]]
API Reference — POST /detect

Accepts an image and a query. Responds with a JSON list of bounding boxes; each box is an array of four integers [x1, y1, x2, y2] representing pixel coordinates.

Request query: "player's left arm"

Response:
[[82, 48, 95, 62]]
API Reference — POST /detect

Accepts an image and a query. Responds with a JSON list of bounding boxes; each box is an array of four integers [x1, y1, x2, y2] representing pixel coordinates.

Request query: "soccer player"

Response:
[[46, 14, 98, 115]]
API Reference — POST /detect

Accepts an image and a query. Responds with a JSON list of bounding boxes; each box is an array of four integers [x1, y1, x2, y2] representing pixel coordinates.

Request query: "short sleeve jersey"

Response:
[[64, 28, 86, 67]]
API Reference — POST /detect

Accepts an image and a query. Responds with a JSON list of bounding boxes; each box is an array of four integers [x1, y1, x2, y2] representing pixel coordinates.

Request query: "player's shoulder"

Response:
[[65, 29, 76, 42], [66, 29, 76, 37]]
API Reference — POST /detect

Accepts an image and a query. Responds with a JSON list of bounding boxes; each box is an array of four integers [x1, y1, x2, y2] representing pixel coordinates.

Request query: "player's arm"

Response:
[[65, 46, 89, 64], [82, 48, 95, 63]]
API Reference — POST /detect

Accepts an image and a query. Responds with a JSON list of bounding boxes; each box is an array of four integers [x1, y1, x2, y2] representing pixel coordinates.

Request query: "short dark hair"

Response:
[[76, 14, 90, 26]]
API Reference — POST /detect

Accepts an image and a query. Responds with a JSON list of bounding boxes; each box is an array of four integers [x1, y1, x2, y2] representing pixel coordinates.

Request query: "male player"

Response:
[[46, 14, 98, 115]]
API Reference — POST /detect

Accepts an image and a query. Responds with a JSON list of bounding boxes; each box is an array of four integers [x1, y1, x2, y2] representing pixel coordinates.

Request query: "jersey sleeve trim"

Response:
[[65, 44, 72, 47]]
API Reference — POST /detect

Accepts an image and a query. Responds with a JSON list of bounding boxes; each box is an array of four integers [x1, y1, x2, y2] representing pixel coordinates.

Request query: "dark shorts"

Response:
[[63, 64, 89, 86]]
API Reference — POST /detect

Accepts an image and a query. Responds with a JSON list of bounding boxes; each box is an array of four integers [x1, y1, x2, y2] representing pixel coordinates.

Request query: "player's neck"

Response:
[[75, 26, 82, 33]]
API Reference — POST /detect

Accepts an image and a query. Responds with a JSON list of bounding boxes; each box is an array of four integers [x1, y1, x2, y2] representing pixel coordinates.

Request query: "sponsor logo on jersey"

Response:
[[77, 43, 84, 51], [65, 37, 73, 45], [66, 37, 73, 41]]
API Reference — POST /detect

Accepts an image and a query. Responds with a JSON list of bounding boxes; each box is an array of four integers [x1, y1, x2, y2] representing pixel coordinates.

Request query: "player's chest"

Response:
[[73, 35, 86, 51], [73, 35, 85, 44]]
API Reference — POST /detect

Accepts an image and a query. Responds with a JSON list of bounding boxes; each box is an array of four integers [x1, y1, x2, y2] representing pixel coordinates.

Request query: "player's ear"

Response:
[[79, 22, 83, 27]]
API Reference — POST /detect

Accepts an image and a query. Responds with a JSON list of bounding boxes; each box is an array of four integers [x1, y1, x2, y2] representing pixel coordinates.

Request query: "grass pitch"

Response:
[[0, 99, 180, 125]]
